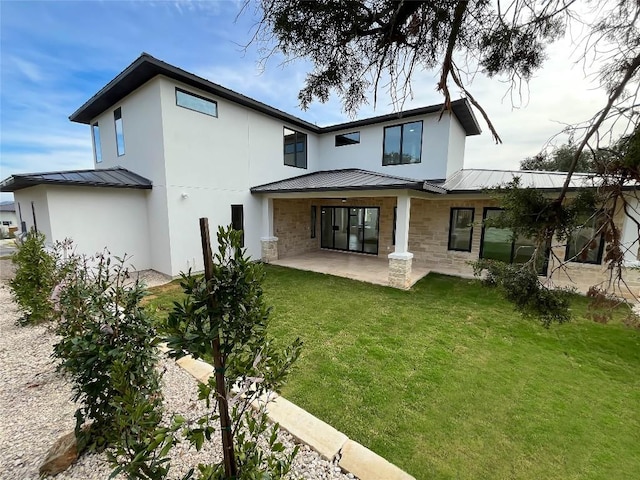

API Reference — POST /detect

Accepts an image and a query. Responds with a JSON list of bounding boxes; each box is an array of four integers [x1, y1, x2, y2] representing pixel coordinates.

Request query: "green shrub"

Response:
[[10, 230, 57, 325], [52, 252, 163, 457]]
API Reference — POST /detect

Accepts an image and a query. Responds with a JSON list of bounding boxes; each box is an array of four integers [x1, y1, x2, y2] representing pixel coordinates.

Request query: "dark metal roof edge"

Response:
[[68, 54, 481, 136], [250, 182, 423, 194]]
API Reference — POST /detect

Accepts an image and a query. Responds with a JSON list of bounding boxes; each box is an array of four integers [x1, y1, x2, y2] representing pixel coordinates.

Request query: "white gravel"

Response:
[[0, 278, 356, 480]]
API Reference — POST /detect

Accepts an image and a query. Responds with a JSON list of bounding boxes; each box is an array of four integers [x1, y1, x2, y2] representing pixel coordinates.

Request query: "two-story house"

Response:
[[2, 54, 638, 295]]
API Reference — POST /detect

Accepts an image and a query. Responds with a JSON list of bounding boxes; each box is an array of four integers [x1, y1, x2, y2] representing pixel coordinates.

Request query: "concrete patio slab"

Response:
[[272, 250, 429, 288], [339, 440, 416, 480]]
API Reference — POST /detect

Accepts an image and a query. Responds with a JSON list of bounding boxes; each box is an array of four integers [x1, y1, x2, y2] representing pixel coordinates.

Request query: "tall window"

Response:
[[480, 208, 548, 275], [176, 88, 218, 117], [92, 123, 102, 163], [448, 208, 474, 252], [310, 205, 317, 238], [565, 215, 605, 264], [284, 127, 307, 168], [382, 121, 423, 165], [114, 107, 125, 156], [231, 204, 244, 247]]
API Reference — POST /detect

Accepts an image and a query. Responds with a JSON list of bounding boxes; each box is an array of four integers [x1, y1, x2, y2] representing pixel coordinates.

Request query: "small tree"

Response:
[[10, 230, 57, 325], [162, 222, 303, 479]]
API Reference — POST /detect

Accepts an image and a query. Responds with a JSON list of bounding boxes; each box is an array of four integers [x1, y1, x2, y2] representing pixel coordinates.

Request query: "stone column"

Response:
[[261, 236, 279, 263], [388, 252, 413, 289], [388, 193, 413, 289]]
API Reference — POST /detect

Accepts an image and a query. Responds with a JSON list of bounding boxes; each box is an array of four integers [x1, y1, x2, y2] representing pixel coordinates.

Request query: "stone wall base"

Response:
[[261, 237, 279, 263], [388, 252, 413, 290]]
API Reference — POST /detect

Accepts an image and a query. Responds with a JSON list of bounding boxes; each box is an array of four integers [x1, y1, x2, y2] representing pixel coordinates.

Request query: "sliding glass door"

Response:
[[321, 206, 379, 254]]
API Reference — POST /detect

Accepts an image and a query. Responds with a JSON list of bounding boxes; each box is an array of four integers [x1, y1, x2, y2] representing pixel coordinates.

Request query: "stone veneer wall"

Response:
[[409, 197, 640, 298], [273, 197, 397, 259]]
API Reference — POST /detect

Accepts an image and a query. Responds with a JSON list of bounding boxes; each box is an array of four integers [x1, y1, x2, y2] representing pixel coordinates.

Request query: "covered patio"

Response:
[[271, 249, 431, 288]]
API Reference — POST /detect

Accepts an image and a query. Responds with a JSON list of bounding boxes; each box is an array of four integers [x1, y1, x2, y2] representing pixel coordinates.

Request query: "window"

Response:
[[382, 121, 423, 165], [2, 221, 11, 226], [310, 205, 317, 238], [335, 131, 360, 147], [92, 123, 102, 163], [231, 204, 244, 247], [283, 127, 307, 168], [114, 107, 125, 156], [448, 208, 474, 252], [392, 207, 397, 245], [176, 88, 218, 117], [480, 208, 549, 275], [565, 214, 605, 264]]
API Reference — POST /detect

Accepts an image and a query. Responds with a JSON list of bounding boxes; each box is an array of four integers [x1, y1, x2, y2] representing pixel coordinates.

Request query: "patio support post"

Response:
[[388, 193, 413, 289], [260, 196, 278, 263]]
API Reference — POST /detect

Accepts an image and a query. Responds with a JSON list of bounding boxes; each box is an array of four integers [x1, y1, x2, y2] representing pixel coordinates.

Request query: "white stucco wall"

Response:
[[14, 187, 53, 242], [44, 186, 151, 270], [89, 78, 172, 275], [0, 209, 19, 231], [157, 77, 321, 275], [317, 113, 455, 180], [446, 114, 467, 177]]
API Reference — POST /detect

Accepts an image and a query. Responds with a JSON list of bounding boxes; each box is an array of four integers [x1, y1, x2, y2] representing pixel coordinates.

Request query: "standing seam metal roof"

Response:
[[0, 167, 152, 192]]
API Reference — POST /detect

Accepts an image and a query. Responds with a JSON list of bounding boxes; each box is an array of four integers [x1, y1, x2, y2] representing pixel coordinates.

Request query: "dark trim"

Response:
[[283, 126, 308, 169], [447, 207, 475, 252], [392, 206, 397, 246], [320, 205, 380, 255], [114, 107, 125, 157], [175, 87, 218, 117], [91, 122, 102, 164], [251, 183, 424, 194], [310, 205, 317, 239], [382, 120, 423, 166], [231, 204, 244, 247], [68, 54, 481, 136], [31, 201, 37, 233]]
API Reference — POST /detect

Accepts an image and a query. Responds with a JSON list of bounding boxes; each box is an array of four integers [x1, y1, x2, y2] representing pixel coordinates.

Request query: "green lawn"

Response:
[[145, 266, 640, 480]]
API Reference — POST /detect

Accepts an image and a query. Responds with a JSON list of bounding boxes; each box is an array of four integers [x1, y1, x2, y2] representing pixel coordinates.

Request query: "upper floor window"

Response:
[[284, 127, 307, 169], [114, 107, 125, 156], [335, 131, 360, 147], [92, 123, 102, 163], [382, 121, 423, 165], [448, 208, 474, 252], [565, 214, 605, 264], [176, 88, 218, 117]]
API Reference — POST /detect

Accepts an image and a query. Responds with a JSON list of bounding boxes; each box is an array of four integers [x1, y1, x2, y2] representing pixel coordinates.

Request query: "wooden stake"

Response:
[[199, 218, 238, 479]]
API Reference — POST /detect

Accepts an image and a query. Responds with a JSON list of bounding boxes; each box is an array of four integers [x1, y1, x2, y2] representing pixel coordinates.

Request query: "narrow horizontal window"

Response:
[[335, 131, 360, 147], [176, 88, 218, 117], [448, 208, 474, 252], [92, 123, 102, 163]]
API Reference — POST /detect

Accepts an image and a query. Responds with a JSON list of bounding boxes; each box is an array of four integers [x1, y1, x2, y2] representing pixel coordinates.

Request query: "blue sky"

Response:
[[0, 1, 615, 202]]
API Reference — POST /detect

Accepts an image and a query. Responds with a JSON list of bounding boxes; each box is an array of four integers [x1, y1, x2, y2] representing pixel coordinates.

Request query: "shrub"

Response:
[[52, 252, 163, 456], [10, 230, 57, 325]]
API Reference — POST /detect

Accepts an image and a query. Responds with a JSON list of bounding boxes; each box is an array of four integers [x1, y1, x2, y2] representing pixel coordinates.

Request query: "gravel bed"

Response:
[[0, 280, 355, 480]]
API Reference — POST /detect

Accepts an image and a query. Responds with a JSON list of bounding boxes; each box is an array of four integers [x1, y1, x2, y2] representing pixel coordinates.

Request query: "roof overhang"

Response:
[[0, 167, 153, 192], [69, 54, 481, 136]]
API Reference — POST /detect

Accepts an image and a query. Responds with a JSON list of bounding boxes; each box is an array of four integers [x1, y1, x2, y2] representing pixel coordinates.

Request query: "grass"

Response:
[[145, 266, 640, 480]]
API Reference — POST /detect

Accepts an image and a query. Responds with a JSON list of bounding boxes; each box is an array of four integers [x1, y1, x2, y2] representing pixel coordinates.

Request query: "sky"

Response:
[[0, 0, 616, 203]]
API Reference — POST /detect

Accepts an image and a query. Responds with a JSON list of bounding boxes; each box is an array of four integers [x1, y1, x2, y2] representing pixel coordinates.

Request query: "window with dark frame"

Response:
[[176, 88, 218, 117], [448, 208, 474, 252], [480, 207, 549, 275], [392, 207, 397, 245], [310, 205, 317, 238], [114, 107, 125, 156], [335, 131, 360, 147], [565, 214, 605, 264], [283, 127, 307, 168], [382, 121, 423, 165], [231, 204, 244, 247], [92, 123, 102, 163]]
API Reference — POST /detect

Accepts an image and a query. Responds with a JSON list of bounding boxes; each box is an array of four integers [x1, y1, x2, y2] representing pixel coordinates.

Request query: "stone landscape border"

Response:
[[162, 345, 416, 480]]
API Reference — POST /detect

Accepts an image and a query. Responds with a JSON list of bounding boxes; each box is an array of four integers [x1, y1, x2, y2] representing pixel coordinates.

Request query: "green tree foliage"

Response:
[[521, 143, 595, 172], [142, 225, 303, 480], [52, 252, 163, 459], [10, 230, 57, 325]]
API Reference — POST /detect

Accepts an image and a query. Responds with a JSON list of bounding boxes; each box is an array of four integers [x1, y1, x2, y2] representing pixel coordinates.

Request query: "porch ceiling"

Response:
[[272, 250, 429, 288]]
